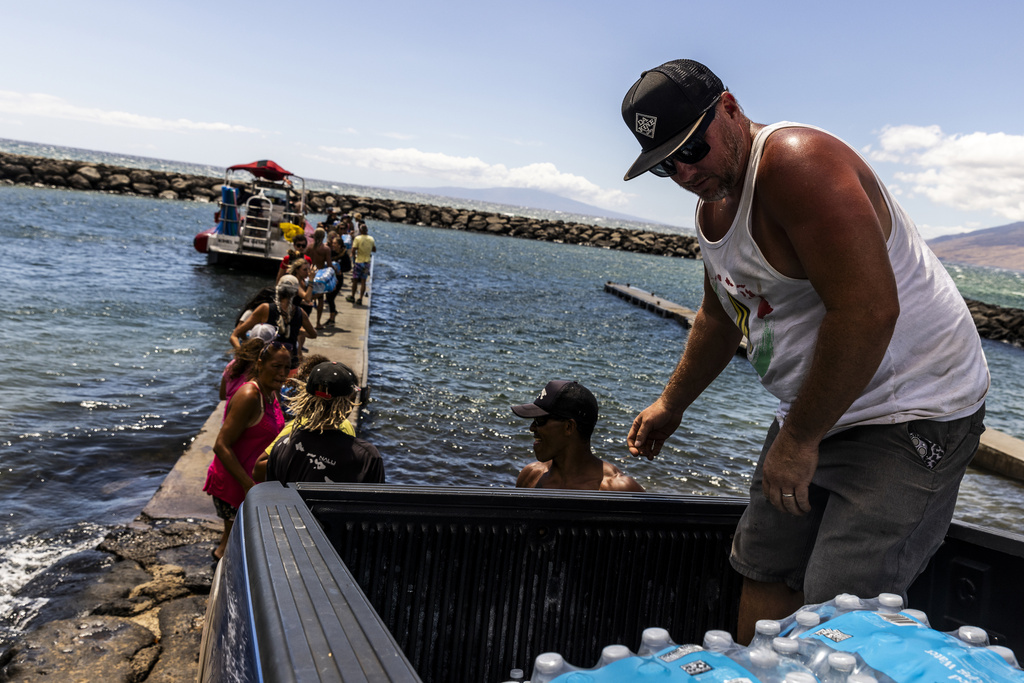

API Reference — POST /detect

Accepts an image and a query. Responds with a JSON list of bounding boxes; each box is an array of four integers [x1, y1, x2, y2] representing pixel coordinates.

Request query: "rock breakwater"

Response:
[[0, 150, 700, 260], [965, 299, 1024, 348], [4, 150, 1024, 348]]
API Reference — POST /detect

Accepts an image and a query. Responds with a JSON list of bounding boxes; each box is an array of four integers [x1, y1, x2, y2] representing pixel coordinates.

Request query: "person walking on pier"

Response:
[[230, 275, 317, 369], [619, 59, 988, 643], [513, 380, 644, 492], [347, 222, 375, 306], [305, 228, 332, 329], [205, 340, 290, 561]]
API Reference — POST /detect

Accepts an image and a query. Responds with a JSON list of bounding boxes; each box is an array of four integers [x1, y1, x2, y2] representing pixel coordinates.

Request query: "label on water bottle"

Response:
[[551, 648, 765, 683], [798, 611, 1024, 683]]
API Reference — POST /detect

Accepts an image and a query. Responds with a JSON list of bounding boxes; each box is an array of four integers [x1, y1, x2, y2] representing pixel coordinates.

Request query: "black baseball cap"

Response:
[[621, 59, 725, 181], [511, 380, 598, 427], [306, 361, 358, 400]]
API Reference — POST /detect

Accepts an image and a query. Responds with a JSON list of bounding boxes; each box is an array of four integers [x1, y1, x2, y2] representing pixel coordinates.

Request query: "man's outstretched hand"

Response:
[[627, 400, 683, 459]]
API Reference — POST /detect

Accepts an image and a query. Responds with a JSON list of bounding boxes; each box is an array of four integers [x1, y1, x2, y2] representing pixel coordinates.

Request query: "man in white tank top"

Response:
[[619, 59, 988, 643]]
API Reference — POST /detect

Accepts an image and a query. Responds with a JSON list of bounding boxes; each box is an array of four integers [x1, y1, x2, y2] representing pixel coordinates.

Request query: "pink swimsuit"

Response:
[[203, 382, 285, 508]]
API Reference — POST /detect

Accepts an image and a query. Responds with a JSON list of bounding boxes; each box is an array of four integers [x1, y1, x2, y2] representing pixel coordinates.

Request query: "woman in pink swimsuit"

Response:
[[205, 341, 290, 560]]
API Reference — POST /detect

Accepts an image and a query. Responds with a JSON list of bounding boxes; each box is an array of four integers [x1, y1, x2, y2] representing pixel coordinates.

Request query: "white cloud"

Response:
[[865, 124, 1024, 222], [0, 91, 262, 134], [311, 145, 631, 209]]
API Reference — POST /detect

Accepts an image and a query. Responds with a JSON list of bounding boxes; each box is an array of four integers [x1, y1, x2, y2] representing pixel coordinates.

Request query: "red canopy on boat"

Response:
[[227, 160, 293, 181]]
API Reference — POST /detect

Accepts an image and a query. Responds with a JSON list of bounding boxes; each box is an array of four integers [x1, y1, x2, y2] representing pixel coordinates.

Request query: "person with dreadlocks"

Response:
[[255, 361, 385, 484]]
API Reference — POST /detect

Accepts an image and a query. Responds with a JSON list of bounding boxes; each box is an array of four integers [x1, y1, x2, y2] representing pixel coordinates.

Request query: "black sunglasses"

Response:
[[649, 97, 721, 177]]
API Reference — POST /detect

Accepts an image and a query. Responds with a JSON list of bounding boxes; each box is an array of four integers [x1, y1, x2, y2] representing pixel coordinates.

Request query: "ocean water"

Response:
[[2, 147, 1024, 648]]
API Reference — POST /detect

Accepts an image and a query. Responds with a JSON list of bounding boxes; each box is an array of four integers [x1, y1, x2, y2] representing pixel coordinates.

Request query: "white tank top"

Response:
[[696, 122, 988, 431]]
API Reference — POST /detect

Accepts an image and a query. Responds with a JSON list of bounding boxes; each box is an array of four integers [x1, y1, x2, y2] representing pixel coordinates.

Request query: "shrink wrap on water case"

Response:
[[531, 595, 1024, 683]]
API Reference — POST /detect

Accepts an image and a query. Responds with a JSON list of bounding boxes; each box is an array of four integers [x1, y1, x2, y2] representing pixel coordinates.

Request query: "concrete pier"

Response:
[[605, 280, 1024, 483], [142, 278, 373, 525]]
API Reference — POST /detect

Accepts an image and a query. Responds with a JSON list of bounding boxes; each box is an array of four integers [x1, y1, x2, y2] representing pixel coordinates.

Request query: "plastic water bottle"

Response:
[[637, 627, 674, 656], [834, 593, 865, 616], [795, 636, 834, 674], [595, 644, 631, 667], [501, 668, 525, 682], [531, 652, 576, 683], [822, 651, 857, 682], [784, 673, 818, 683], [787, 610, 821, 637], [702, 629, 735, 653], [848, 674, 879, 683], [955, 625, 990, 646], [744, 649, 787, 682], [988, 645, 1021, 669], [874, 593, 903, 614], [772, 636, 802, 663], [901, 608, 930, 627], [750, 619, 783, 651]]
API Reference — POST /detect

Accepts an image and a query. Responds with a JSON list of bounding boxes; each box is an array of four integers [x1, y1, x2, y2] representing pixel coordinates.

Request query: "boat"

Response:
[[193, 160, 310, 272], [197, 483, 1024, 682]]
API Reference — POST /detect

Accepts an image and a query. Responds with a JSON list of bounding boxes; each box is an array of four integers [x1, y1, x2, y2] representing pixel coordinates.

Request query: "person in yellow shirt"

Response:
[[347, 222, 376, 306]]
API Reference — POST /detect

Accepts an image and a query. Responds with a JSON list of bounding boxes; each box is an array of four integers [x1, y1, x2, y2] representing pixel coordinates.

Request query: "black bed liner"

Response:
[[198, 483, 1024, 682]]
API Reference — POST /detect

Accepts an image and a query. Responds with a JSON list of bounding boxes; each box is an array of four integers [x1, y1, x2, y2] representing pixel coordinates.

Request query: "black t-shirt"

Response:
[[267, 428, 385, 484]]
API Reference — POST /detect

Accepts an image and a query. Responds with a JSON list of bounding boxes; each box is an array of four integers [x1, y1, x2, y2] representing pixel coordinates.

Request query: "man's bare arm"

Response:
[[628, 270, 743, 458], [755, 129, 899, 514]]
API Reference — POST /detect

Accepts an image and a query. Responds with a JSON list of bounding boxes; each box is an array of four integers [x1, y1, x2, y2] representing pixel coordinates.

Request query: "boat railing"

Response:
[[239, 193, 273, 256]]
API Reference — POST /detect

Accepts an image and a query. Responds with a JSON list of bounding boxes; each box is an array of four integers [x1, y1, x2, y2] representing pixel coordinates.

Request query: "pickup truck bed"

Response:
[[198, 483, 1024, 683]]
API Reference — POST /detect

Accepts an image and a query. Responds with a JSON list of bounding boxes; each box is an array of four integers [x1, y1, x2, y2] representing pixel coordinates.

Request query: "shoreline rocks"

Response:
[[0, 516, 218, 682]]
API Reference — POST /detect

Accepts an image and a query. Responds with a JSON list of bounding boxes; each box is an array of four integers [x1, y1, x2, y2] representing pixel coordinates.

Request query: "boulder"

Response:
[[103, 174, 132, 190], [129, 170, 154, 185], [76, 165, 103, 183], [33, 160, 70, 177], [132, 182, 158, 195], [142, 596, 207, 683], [67, 173, 94, 190], [0, 163, 31, 179], [0, 616, 157, 683], [169, 178, 192, 192], [158, 190, 179, 200]]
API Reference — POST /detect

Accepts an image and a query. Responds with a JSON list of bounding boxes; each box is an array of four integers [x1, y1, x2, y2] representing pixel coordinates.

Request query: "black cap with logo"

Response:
[[621, 59, 725, 180]]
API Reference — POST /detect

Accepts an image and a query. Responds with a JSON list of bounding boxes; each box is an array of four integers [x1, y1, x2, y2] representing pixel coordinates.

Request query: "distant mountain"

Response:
[[928, 222, 1024, 271], [398, 185, 662, 226]]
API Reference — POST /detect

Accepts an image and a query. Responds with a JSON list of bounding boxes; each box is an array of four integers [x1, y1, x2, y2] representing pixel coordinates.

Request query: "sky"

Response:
[[2, 0, 1023, 239]]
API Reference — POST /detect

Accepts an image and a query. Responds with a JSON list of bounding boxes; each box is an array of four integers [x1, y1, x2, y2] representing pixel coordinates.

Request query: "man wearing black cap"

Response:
[[512, 380, 644, 492], [260, 361, 384, 484], [620, 60, 988, 642]]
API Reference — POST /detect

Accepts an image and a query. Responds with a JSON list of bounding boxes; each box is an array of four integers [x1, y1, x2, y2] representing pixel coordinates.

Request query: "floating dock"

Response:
[[604, 281, 747, 354], [604, 280, 1024, 483]]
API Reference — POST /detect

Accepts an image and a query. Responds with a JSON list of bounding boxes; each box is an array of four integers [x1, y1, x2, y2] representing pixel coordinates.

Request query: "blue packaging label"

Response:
[[799, 611, 1024, 682], [552, 647, 765, 682]]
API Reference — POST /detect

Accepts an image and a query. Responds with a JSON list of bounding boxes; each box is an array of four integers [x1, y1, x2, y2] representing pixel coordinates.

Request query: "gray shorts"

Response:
[[730, 405, 985, 603]]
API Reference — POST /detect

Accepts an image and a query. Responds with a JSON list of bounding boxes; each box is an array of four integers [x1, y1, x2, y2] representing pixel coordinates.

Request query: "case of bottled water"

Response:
[[526, 593, 1023, 683]]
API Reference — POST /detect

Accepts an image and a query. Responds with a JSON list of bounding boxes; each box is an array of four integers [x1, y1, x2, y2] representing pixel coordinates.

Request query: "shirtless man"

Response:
[[619, 59, 987, 642], [305, 228, 333, 328], [512, 380, 644, 492]]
